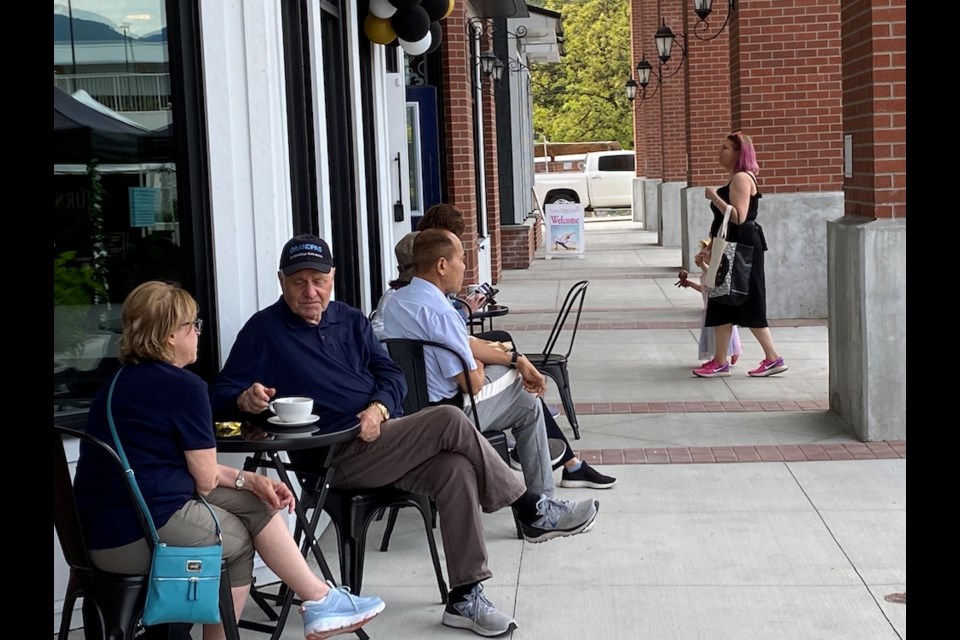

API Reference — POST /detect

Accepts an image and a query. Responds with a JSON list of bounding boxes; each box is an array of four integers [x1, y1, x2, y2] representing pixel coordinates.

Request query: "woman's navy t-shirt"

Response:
[[74, 360, 216, 549]]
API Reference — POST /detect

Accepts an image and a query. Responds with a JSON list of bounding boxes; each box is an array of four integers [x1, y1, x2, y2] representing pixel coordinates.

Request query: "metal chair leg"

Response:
[[379, 506, 401, 552], [557, 364, 581, 439], [542, 366, 581, 440], [411, 497, 448, 603]]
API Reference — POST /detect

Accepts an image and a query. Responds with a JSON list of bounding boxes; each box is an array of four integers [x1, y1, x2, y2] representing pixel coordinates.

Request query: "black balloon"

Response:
[[426, 21, 443, 53], [420, 0, 448, 22], [388, 0, 423, 9], [391, 6, 430, 41]]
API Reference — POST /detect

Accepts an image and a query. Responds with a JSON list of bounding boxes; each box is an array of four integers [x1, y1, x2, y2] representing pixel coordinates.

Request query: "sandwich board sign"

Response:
[[544, 202, 585, 260]]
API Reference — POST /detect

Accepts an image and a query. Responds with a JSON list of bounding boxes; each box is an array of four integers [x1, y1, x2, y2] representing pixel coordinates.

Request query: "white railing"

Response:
[[54, 72, 172, 114]]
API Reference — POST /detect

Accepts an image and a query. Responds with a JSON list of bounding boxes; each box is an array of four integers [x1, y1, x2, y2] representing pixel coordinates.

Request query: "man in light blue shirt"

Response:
[[381, 229, 559, 498]]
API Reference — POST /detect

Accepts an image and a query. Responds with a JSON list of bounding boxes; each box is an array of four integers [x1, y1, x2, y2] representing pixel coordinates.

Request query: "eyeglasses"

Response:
[[182, 318, 203, 334]]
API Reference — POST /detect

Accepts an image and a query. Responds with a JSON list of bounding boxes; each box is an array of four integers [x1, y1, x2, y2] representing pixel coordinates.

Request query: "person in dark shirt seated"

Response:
[[74, 280, 385, 640], [209, 234, 600, 638]]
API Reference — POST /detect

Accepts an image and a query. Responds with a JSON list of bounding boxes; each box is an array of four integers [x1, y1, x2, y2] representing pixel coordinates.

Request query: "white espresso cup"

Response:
[[268, 396, 314, 423]]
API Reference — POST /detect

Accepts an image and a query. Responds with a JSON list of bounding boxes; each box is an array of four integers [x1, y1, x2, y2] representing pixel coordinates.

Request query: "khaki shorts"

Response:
[[89, 487, 275, 587]]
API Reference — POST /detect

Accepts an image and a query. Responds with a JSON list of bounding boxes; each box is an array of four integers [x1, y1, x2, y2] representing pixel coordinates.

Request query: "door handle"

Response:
[[393, 152, 404, 222]]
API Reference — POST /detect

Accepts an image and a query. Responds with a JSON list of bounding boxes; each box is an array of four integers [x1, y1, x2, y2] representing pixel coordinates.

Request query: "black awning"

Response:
[[53, 86, 172, 164]]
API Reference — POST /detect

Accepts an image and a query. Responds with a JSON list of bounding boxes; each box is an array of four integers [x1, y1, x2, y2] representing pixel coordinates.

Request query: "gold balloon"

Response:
[[364, 13, 397, 45], [442, 0, 455, 20]]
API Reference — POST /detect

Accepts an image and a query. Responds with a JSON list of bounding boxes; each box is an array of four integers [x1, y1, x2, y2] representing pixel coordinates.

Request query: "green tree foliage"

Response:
[[531, 0, 633, 148]]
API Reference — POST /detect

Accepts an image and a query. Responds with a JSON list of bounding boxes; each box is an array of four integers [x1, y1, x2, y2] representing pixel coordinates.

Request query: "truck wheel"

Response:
[[545, 192, 579, 205]]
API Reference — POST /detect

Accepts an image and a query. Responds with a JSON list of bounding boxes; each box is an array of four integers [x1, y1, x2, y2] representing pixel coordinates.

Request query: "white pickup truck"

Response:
[[534, 150, 636, 210]]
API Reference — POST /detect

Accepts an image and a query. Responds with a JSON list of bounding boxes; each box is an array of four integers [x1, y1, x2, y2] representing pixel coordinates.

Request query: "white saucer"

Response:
[[267, 415, 320, 429]]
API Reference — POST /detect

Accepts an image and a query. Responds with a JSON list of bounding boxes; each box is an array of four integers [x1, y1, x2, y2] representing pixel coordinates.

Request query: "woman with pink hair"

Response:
[[693, 131, 787, 379]]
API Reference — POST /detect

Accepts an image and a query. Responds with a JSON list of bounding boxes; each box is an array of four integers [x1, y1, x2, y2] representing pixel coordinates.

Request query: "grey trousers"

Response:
[[464, 365, 556, 498], [330, 405, 526, 588]]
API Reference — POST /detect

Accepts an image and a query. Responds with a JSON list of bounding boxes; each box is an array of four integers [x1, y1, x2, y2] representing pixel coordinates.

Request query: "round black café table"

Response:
[[215, 414, 369, 640], [468, 303, 510, 335]]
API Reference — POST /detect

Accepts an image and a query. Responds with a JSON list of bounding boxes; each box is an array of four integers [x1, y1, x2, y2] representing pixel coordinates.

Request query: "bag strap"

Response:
[[716, 204, 734, 241], [105, 368, 222, 546]]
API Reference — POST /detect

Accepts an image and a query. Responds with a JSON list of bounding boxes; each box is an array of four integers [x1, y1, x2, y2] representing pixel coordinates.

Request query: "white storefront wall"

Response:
[[54, 0, 399, 630]]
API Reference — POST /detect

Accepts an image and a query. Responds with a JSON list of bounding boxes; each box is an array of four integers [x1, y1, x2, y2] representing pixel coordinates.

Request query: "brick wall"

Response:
[[500, 221, 539, 269], [840, 0, 906, 219], [659, 0, 687, 182], [630, 0, 646, 176], [731, 0, 844, 194], [440, 6, 480, 285], [635, 0, 663, 178], [687, 1, 732, 186], [482, 69, 503, 282], [634, 1, 848, 193]]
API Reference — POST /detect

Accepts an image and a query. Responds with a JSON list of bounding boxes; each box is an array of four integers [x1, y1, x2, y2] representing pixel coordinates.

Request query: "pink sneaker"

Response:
[[693, 361, 731, 378], [699, 358, 716, 368], [748, 356, 788, 377], [730, 354, 739, 366]]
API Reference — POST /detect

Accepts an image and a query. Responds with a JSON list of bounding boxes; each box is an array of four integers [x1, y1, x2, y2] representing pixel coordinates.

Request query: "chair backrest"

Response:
[[534, 279, 589, 363], [379, 338, 482, 431], [53, 426, 95, 575], [53, 424, 155, 572]]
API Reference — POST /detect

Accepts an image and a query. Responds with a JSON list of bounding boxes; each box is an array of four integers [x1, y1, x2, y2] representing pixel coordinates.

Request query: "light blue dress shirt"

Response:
[[380, 277, 476, 402]]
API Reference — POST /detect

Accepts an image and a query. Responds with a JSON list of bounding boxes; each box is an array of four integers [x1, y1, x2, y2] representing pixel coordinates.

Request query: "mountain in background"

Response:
[[54, 14, 127, 42], [53, 4, 116, 29], [140, 28, 167, 42]]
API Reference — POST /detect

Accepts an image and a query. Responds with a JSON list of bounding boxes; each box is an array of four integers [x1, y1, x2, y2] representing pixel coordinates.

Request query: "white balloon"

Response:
[[370, 0, 397, 20], [399, 32, 432, 56]]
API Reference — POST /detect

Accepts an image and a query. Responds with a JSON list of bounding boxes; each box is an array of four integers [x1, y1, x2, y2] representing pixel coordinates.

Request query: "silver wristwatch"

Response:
[[234, 469, 246, 490]]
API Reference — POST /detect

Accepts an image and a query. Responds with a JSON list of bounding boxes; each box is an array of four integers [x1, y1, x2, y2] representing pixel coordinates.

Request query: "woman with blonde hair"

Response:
[[73, 281, 384, 640]]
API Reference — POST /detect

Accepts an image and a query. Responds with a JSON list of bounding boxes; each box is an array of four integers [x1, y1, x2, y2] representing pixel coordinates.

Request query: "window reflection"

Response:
[[53, 1, 180, 419], [406, 104, 423, 217]]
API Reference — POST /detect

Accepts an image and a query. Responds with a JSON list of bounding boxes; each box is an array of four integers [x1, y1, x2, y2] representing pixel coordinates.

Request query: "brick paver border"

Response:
[[560, 402, 906, 463], [575, 441, 906, 465], [498, 310, 900, 464], [572, 400, 831, 414], [499, 318, 827, 332]]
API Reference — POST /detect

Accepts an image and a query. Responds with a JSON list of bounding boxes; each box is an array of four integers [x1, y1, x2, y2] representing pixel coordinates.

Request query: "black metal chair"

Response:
[[379, 338, 510, 462], [523, 279, 590, 440], [287, 464, 449, 603], [53, 425, 239, 640], [379, 338, 522, 540]]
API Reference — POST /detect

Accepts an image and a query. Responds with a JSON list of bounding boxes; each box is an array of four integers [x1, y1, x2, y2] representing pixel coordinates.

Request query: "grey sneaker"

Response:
[[508, 438, 567, 471], [441, 583, 518, 637], [518, 495, 599, 543]]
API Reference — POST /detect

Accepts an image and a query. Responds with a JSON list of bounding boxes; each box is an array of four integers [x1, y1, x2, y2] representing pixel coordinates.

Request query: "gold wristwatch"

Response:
[[369, 401, 390, 421]]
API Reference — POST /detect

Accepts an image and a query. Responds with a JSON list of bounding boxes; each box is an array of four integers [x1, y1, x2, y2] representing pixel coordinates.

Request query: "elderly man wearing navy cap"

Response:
[[210, 234, 599, 638]]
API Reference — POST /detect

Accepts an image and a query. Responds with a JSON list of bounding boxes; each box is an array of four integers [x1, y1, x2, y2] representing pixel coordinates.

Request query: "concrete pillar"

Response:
[[658, 181, 686, 248], [642, 178, 661, 233], [632, 177, 645, 225], [828, 217, 906, 440], [680, 187, 714, 272], [760, 192, 843, 319], [832, 0, 906, 441]]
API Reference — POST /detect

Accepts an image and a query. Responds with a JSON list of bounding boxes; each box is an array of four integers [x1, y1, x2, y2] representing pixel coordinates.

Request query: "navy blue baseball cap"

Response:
[[279, 234, 334, 275]]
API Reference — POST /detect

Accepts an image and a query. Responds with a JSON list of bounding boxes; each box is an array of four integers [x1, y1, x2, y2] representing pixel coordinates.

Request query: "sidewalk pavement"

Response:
[[194, 220, 907, 639]]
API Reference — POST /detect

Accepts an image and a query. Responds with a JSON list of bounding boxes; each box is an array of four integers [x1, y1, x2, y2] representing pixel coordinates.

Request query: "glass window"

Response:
[[406, 104, 424, 217], [597, 154, 635, 172], [54, 1, 182, 421]]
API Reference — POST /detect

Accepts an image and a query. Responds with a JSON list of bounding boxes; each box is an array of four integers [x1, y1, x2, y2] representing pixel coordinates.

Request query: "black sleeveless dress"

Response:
[[704, 173, 769, 329]]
